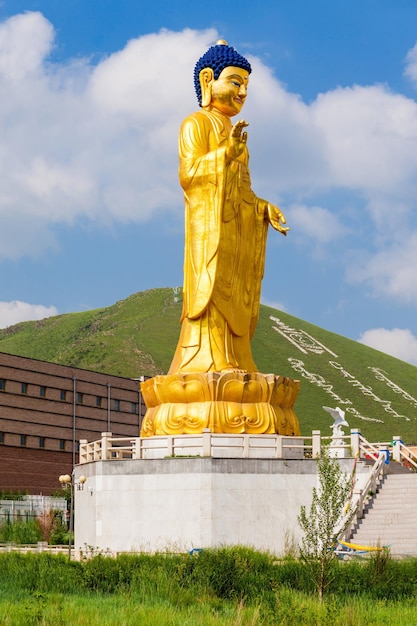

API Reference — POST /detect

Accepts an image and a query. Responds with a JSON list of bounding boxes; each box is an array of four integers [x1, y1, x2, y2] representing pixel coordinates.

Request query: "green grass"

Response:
[[0, 287, 416, 441], [2, 591, 417, 626], [1, 549, 417, 625], [0, 592, 262, 626]]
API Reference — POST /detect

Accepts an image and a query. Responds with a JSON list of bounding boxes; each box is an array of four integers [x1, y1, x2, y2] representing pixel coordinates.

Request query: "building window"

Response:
[[60, 390, 67, 401], [96, 396, 102, 408], [40, 386, 46, 397], [21, 383, 28, 394], [0, 379, 5, 391], [20, 435, 26, 446], [77, 392, 83, 404], [114, 399, 120, 412], [0, 433, 4, 444], [39, 437, 45, 448], [59, 439, 66, 451], [131, 402, 137, 414]]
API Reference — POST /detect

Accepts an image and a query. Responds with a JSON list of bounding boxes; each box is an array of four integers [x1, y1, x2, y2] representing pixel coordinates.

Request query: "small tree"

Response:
[[298, 449, 352, 601]]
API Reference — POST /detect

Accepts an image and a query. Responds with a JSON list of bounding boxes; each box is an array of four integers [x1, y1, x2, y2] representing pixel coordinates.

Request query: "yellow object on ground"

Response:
[[337, 540, 388, 552]]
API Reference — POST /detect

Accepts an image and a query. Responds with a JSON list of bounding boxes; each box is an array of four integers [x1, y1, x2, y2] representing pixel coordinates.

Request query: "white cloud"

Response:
[[0, 14, 216, 257], [0, 11, 53, 80], [261, 297, 287, 312], [287, 204, 346, 244], [404, 42, 417, 86], [349, 233, 417, 305], [311, 85, 417, 193], [358, 328, 417, 365], [0, 301, 58, 329]]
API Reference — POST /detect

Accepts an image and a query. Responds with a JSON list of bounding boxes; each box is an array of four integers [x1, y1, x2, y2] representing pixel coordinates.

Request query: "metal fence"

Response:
[[0, 495, 67, 523]]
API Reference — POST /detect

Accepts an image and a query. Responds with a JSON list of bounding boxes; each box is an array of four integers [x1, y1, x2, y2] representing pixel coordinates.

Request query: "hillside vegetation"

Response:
[[0, 287, 416, 442]]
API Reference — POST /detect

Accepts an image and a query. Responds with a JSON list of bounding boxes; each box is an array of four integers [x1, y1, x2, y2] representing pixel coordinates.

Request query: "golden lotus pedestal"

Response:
[[140, 371, 300, 437]]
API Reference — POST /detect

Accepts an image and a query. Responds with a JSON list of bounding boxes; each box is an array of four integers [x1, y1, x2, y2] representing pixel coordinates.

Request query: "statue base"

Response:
[[140, 371, 300, 437]]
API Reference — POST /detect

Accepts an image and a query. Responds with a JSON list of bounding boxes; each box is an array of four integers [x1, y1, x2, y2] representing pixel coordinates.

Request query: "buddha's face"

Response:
[[210, 66, 249, 117]]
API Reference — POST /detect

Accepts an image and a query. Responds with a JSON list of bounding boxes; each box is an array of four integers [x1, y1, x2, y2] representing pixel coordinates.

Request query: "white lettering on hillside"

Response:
[[329, 362, 410, 422], [288, 358, 383, 423], [288, 358, 351, 405], [272, 316, 412, 423], [270, 316, 338, 356], [369, 368, 417, 408]]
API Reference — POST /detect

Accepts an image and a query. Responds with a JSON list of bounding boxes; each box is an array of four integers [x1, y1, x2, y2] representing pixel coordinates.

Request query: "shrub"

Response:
[[36, 510, 67, 544], [49, 523, 69, 546], [82, 555, 127, 593], [0, 519, 43, 544], [0, 490, 28, 501], [0, 553, 82, 594], [179, 546, 275, 602]]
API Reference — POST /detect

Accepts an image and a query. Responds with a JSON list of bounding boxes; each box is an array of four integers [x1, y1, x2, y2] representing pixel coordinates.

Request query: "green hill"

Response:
[[0, 287, 416, 442]]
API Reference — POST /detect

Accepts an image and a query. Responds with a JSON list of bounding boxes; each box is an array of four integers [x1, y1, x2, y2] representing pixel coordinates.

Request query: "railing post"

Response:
[[392, 436, 402, 463], [166, 436, 174, 457], [243, 435, 250, 458], [350, 429, 361, 458], [370, 470, 377, 494], [276, 435, 283, 459], [312, 430, 321, 458], [202, 429, 211, 457], [354, 487, 364, 518], [132, 437, 141, 459], [101, 432, 112, 460], [79, 439, 88, 464]]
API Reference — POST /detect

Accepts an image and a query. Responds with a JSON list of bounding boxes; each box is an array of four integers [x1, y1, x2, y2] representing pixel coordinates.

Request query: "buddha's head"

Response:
[[194, 40, 251, 116]]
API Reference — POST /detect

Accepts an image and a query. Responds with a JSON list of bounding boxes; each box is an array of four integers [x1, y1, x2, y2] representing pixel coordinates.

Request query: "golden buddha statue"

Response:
[[168, 40, 289, 374], [140, 41, 300, 437]]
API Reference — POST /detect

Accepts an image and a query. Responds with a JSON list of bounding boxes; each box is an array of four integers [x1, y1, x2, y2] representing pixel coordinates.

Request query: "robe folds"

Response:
[[168, 108, 269, 374]]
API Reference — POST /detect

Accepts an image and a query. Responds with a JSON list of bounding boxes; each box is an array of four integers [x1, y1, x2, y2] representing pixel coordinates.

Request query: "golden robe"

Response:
[[168, 108, 269, 374]]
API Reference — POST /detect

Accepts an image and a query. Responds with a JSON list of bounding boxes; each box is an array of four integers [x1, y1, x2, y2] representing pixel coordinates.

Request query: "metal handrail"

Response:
[[337, 451, 386, 543]]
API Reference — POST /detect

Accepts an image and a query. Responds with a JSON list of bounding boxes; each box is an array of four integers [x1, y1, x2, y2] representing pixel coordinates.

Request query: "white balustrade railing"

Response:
[[80, 431, 308, 462], [79, 428, 417, 465], [0, 543, 73, 556]]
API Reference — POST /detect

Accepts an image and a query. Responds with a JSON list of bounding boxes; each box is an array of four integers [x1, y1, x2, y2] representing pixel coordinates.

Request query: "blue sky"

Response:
[[1, 1, 417, 365]]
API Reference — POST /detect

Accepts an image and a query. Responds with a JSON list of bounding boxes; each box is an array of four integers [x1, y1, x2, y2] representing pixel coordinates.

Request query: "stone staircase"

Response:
[[348, 464, 417, 556]]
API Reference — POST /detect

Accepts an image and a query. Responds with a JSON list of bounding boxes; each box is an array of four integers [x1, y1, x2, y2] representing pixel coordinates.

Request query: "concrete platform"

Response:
[[74, 456, 361, 556]]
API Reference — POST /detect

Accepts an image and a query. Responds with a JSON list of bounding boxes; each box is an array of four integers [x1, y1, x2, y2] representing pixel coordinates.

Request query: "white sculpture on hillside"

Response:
[[323, 406, 349, 458]]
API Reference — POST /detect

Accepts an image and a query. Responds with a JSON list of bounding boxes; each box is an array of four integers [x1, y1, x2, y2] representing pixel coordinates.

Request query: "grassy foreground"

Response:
[[2, 591, 417, 626], [1, 548, 417, 625]]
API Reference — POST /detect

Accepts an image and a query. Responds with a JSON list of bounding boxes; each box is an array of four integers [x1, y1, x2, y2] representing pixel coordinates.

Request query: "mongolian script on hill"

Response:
[[270, 316, 416, 425]]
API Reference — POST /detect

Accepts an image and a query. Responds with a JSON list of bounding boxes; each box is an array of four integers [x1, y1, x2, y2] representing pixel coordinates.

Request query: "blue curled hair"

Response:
[[194, 42, 251, 107]]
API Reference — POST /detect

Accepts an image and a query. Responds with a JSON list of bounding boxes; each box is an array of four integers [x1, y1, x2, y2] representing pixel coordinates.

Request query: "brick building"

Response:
[[0, 352, 145, 494]]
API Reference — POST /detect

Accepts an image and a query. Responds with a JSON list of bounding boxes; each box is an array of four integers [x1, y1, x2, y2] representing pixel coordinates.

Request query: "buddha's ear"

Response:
[[199, 67, 214, 108]]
